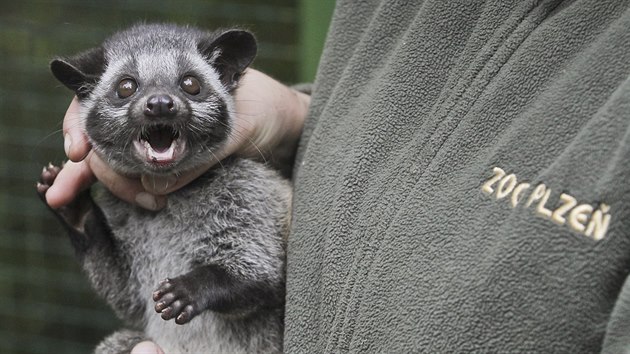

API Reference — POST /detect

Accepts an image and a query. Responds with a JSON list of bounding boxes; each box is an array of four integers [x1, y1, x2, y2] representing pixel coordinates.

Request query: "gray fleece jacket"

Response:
[[285, 0, 630, 352]]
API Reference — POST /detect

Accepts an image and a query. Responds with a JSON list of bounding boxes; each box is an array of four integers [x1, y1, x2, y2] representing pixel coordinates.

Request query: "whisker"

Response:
[[207, 148, 225, 171], [214, 120, 267, 163]]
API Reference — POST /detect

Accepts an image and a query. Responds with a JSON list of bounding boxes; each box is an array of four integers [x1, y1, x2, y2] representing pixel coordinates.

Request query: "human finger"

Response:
[[63, 96, 91, 162], [44, 160, 96, 209], [88, 152, 167, 210], [130, 341, 165, 354], [140, 159, 218, 195]]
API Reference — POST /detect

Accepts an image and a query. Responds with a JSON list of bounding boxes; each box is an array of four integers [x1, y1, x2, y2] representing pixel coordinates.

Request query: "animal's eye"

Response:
[[181, 75, 201, 95], [117, 78, 138, 98]]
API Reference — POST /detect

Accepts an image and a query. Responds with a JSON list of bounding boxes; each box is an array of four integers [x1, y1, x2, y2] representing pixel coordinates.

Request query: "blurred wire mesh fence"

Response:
[[0, 1, 333, 353]]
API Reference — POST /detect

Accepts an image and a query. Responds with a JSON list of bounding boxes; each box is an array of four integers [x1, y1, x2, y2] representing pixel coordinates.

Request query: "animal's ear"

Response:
[[50, 46, 106, 98], [198, 30, 257, 90]]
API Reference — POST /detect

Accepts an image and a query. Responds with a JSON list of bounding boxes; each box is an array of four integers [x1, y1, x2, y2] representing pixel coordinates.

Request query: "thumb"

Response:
[[63, 96, 91, 162]]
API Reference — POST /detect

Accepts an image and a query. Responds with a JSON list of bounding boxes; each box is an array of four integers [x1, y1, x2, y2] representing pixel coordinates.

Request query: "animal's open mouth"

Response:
[[133, 124, 185, 166]]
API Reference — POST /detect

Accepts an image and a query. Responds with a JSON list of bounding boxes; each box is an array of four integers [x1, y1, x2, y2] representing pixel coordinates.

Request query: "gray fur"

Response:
[[42, 24, 290, 353], [92, 159, 289, 354], [83, 24, 239, 175], [94, 330, 145, 354]]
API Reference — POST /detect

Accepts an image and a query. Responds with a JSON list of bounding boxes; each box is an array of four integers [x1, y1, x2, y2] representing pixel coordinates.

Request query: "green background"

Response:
[[0, 1, 334, 353]]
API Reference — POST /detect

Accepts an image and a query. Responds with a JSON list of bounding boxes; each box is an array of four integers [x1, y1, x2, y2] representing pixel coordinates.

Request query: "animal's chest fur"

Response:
[[105, 197, 225, 352], [117, 209, 193, 294], [94, 159, 289, 353]]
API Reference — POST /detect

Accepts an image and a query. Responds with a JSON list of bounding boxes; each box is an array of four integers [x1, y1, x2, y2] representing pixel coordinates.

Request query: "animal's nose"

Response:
[[145, 94, 176, 117]]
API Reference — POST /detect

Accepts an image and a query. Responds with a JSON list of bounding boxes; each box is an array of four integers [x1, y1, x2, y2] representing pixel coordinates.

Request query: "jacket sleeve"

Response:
[[602, 274, 630, 353]]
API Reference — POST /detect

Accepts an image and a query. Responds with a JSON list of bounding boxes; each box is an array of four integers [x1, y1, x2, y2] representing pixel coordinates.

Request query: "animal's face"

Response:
[[85, 48, 232, 175], [51, 25, 256, 175]]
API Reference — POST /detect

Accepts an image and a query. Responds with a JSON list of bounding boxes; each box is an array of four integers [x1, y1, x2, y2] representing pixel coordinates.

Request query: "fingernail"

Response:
[[64, 133, 72, 157], [141, 174, 178, 194], [135, 192, 160, 211]]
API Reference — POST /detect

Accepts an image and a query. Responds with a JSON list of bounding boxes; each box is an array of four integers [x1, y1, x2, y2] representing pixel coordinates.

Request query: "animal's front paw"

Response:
[[36, 163, 62, 202], [153, 277, 203, 325], [36, 162, 94, 233]]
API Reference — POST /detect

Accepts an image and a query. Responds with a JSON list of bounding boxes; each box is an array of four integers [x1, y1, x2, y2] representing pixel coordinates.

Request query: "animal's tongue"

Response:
[[146, 140, 175, 162]]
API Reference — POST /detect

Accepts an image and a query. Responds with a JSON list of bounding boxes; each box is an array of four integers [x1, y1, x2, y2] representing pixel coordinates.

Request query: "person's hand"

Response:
[[44, 69, 310, 210], [131, 341, 164, 354]]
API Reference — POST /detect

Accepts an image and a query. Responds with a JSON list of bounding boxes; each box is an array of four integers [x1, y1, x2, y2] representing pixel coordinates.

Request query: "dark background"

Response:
[[0, 1, 333, 353]]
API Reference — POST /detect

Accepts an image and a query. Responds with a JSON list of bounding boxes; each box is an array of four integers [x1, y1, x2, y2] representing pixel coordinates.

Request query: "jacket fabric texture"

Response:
[[286, 0, 630, 352]]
